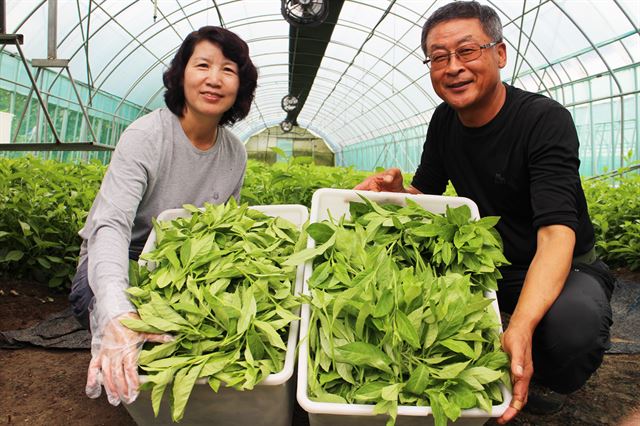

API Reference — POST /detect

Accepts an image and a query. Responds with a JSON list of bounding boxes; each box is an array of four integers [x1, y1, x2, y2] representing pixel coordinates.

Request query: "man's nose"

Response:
[[444, 53, 465, 72]]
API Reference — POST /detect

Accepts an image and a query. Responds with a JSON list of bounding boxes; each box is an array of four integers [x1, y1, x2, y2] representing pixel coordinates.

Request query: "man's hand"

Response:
[[86, 312, 173, 406], [497, 323, 534, 424], [353, 168, 406, 192]]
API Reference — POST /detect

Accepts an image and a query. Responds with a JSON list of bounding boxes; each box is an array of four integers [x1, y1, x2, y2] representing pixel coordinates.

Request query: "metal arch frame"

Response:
[[105, 28, 289, 118], [280, 40, 435, 119], [301, 17, 440, 125], [105, 33, 289, 133], [304, 0, 408, 128], [0, 0, 45, 56], [90, 11, 286, 107], [552, 0, 623, 94], [113, 34, 434, 148], [248, 80, 402, 149], [275, 58, 428, 148], [251, 86, 384, 150], [3, 0, 638, 155], [0, 1, 110, 152], [489, 0, 563, 96], [52, 2, 432, 140], [246, 79, 425, 152]]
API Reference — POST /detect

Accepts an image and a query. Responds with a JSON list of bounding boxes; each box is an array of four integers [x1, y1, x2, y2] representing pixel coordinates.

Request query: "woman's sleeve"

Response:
[[80, 128, 157, 330]]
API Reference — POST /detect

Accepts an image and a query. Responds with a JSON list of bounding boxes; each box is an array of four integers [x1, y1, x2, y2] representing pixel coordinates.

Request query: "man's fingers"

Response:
[[353, 182, 369, 190], [512, 362, 524, 378], [496, 406, 520, 424], [510, 398, 524, 411]]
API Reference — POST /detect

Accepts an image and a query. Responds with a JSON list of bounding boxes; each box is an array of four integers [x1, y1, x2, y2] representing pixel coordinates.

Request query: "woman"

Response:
[[68, 26, 258, 406]]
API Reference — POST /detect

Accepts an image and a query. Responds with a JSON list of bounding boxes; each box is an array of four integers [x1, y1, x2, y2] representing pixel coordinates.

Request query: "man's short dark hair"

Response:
[[163, 26, 258, 127], [421, 1, 503, 56]]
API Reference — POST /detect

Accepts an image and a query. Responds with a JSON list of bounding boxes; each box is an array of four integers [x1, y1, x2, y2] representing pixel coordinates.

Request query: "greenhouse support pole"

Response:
[[1, 0, 6, 34], [48, 0, 57, 59]]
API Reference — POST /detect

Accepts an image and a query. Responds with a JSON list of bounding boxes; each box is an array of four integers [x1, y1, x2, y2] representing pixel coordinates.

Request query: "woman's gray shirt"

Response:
[[78, 108, 247, 323]]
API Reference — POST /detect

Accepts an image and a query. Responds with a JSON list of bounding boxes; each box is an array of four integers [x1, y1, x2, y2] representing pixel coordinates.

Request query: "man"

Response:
[[355, 1, 614, 423]]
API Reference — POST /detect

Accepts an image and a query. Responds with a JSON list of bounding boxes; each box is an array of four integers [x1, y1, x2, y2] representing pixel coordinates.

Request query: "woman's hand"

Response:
[[85, 312, 173, 405], [497, 323, 534, 424]]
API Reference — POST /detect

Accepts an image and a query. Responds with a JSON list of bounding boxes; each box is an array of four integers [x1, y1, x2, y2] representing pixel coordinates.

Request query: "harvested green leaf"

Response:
[[293, 197, 510, 425], [126, 200, 304, 422]]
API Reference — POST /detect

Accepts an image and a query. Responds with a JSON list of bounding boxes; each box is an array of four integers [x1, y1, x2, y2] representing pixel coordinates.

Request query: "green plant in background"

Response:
[[240, 148, 373, 207], [0, 155, 637, 290], [126, 201, 304, 422], [286, 198, 510, 426], [583, 158, 640, 271], [0, 156, 104, 287]]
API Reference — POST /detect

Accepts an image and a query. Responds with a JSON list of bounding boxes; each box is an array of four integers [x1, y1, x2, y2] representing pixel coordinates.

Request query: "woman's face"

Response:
[[182, 40, 240, 121]]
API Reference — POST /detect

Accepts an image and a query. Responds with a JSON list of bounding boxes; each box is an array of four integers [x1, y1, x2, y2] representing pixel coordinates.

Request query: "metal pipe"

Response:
[[1, 0, 6, 34], [14, 43, 61, 143], [48, 0, 57, 59]]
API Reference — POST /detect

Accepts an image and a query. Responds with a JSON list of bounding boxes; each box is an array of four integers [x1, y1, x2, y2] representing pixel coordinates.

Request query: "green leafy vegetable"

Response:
[[293, 197, 511, 426], [126, 200, 304, 422]]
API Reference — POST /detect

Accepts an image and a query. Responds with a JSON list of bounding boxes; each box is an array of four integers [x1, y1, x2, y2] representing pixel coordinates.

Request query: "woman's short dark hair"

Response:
[[163, 26, 258, 127], [421, 1, 503, 56]]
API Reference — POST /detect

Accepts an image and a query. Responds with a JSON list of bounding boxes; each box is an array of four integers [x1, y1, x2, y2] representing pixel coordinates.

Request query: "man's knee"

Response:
[[532, 269, 612, 392], [537, 269, 611, 353]]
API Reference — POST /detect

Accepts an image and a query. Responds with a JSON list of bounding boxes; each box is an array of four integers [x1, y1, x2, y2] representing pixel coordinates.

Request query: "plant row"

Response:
[[0, 156, 638, 288]]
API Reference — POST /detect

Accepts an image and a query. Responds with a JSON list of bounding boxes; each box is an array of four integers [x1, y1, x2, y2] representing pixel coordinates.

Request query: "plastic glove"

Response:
[[353, 167, 406, 193], [86, 312, 173, 405]]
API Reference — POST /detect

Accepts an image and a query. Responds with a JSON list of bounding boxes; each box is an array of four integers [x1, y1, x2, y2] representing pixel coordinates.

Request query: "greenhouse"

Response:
[[1, 1, 639, 426]]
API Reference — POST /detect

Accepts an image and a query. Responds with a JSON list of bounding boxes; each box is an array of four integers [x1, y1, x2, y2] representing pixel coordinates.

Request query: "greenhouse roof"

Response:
[[2, 0, 639, 152]]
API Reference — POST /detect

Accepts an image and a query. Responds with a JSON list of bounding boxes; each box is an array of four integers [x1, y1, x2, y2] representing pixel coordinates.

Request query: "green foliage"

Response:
[[289, 199, 510, 426], [0, 154, 637, 290], [583, 167, 640, 271], [127, 201, 303, 422], [240, 159, 373, 207], [0, 156, 104, 287]]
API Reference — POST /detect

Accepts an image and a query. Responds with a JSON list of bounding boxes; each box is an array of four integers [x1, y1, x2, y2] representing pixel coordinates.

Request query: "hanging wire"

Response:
[[307, 0, 397, 128], [212, 0, 226, 28]]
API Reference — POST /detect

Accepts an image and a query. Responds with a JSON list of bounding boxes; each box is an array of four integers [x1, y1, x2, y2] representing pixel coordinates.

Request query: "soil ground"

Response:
[[1, 271, 639, 426]]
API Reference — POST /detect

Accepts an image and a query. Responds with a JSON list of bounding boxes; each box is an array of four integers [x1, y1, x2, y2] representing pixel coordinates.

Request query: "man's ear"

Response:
[[497, 42, 507, 69]]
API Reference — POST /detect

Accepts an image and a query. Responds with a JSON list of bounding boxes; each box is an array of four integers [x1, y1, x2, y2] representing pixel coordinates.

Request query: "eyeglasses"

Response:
[[423, 41, 499, 69]]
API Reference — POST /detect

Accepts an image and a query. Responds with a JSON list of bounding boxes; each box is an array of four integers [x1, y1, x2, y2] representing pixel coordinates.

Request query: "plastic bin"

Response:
[[125, 204, 308, 426], [297, 188, 511, 426]]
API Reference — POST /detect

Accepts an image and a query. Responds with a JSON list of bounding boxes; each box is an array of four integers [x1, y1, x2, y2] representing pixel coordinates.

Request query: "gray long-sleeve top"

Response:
[[78, 108, 247, 326]]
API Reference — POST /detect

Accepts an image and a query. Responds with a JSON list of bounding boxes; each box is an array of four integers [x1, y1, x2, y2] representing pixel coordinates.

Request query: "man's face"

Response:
[[425, 18, 506, 117]]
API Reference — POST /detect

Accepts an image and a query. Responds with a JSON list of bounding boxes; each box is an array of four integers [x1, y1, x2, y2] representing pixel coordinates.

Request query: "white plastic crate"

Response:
[[125, 204, 308, 426], [297, 188, 510, 426]]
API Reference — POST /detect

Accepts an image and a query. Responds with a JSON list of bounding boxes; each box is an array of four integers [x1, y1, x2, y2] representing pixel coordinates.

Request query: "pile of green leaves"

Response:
[[0, 155, 104, 287], [583, 168, 640, 270], [124, 201, 305, 422], [286, 198, 510, 426]]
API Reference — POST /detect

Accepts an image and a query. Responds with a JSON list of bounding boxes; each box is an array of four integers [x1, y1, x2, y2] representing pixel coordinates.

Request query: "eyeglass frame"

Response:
[[423, 41, 500, 68]]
